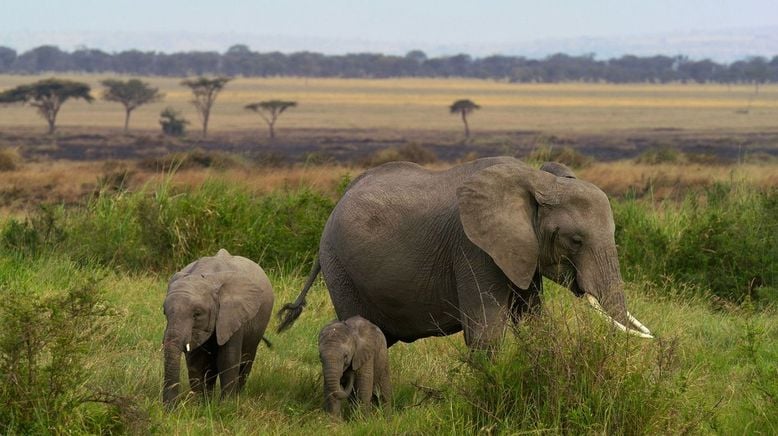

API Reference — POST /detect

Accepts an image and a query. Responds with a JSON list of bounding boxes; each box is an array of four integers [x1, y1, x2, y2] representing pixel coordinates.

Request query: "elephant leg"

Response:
[[510, 269, 544, 324], [238, 312, 265, 390], [185, 348, 212, 397], [203, 359, 218, 397], [354, 365, 375, 413], [454, 244, 512, 352], [238, 351, 257, 391], [217, 329, 244, 398], [320, 250, 366, 321], [375, 367, 392, 406], [325, 394, 344, 419]]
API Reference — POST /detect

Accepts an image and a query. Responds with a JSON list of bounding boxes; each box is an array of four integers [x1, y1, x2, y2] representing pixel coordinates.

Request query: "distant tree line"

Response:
[[1, 44, 777, 85]]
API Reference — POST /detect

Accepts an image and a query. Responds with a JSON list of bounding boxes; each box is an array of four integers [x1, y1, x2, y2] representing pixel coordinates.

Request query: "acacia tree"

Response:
[[180, 76, 231, 138], [101, 79, 163, 132], [0, 78, 93, 133], [449, 99, 480, 139], [244, 100, 297, 139]]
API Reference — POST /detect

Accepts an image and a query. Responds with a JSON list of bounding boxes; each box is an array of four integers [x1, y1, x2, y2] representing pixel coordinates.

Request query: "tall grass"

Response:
[[2, 178, 334, 272], [615, 181, 777, 304], [456, 303, 700, 434], [1, 173, 777, 433]]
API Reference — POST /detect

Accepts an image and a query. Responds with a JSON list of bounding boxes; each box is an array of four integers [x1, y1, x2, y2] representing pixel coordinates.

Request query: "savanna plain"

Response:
[[0, 75, 777, 434]]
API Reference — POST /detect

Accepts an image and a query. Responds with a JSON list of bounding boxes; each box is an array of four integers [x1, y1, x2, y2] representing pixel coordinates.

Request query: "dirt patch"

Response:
[[2, 127, 777, 164]]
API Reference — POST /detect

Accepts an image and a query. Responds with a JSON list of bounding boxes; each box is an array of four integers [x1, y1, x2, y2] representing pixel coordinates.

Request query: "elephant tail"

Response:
[[276, 258, 321, 333], [261, 335, 273, 348]]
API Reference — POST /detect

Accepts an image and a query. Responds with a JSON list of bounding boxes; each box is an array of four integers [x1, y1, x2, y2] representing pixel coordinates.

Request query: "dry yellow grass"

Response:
[[1, 75, 777, 134], [1, 159, 774, 215], [0, 161, 354, 214], [579, 162, 778, 199]]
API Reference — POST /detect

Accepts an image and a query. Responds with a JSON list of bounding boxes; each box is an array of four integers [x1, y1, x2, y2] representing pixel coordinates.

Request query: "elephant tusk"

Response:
[[627, 311, 653, 336], [585, 294, 654, 339], [185, 343, 191, 353]]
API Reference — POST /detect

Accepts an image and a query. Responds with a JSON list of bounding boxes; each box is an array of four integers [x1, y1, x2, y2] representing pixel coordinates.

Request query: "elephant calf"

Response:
[[318, 315, 392, 419], [162, 249, 274, 407]]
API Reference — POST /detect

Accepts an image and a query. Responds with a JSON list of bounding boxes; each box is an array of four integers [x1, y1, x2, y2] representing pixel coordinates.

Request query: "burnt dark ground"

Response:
[[3, 127, 778, 164]]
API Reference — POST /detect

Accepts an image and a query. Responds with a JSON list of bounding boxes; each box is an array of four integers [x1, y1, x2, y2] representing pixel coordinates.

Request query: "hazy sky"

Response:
[[3, 0, 778, 43]]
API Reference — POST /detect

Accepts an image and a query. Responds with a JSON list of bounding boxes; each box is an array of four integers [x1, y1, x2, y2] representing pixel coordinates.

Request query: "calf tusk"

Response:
[[185, 343, 191, 353], [585, 295, 654, 339], [627, 311, 653, 335]]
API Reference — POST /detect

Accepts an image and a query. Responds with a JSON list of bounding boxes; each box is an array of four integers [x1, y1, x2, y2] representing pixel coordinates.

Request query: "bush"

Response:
[[159, 107, 188, 136], [455, 304, 699, 434], [0, 258, 121, 433], [361, 143, 437, 167], [668, 183, 777, 302], [634, 147, 686, 165], [138, 148, 246, 172], [527, 145, 593, 168], [0, 147, 21, 171], [613, 182, 777, 303], [1, 205, 66, 257], [65, 179, 333, 271]]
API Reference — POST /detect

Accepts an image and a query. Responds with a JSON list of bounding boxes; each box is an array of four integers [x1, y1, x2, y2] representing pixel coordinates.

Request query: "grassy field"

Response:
[[2, 75, 778, 133], [0, 162, 776, 434], [1, 74, 776, 433]]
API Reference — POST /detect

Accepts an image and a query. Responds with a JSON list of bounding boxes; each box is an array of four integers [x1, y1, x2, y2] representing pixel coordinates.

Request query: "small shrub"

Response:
[[138, 148, 245, 171], [252, 151, 287, 167], [361, 143, 437, 167], [635, 147, 686, 165], [0, 261, 120, 433], [0, 147, 21, 171], [159, 107, 189, 136], [96, 161, 134, 192], [455, 304, 700, 434], [741, 151, 778, 165], [527, 145, 593, 168], [1, 204, 66, 257]]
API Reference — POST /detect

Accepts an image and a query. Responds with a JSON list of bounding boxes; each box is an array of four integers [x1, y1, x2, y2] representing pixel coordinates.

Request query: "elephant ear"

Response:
[[349, 318, 376, 371], [540, 162, 576, 179], [457, 163, 558, 289], [214, 274, 267, 346]]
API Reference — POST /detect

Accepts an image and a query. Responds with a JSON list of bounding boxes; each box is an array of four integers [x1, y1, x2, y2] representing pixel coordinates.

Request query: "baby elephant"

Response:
[[318, 315, 392, 419], [162, 249, 274, 407]]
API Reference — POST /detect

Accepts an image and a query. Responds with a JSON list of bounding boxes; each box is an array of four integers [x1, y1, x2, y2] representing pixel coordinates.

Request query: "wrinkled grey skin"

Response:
[[279, 157, 632, 350], [318, 315, 391, 420], [162, 249, 274, 407]]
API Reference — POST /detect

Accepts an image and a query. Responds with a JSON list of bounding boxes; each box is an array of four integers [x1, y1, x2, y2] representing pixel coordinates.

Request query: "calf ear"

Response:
[[457, 163, 556, 289], [349, 318, 379, 370], [351, 334, 374, 371], [540, 162, 576, 179], [215, 276, 267, 346]]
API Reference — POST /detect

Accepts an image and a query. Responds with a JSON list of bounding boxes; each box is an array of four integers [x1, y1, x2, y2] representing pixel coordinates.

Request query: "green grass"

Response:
[[614, 181, 778, 304], [1, 176, 777, 434], [2, 256, 776, 434]]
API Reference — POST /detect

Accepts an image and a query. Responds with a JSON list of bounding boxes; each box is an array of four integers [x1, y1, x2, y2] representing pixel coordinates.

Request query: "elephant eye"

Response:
[[571, 235, 584, 247]]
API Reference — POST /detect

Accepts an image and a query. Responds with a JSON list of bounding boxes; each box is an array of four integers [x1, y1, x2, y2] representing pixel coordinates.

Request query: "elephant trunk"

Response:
[[162, 324, 191, 408], [323, 362, 349, 400], [163, 343, 183, 407], [578, 245, 653, 338]]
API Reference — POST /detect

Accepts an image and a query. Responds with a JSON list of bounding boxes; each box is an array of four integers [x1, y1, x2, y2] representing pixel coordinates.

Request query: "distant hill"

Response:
[[1, 26, 777, 61]]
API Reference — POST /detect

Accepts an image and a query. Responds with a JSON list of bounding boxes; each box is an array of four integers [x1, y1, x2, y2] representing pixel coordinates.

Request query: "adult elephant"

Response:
[[278, 157, 652, 348]]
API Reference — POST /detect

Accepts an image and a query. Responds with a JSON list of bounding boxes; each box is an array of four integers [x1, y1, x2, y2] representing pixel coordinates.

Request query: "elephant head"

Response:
[[318, 320, 372, 416], [162, 271, 265, 406], [457, 161, 652, 338]]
